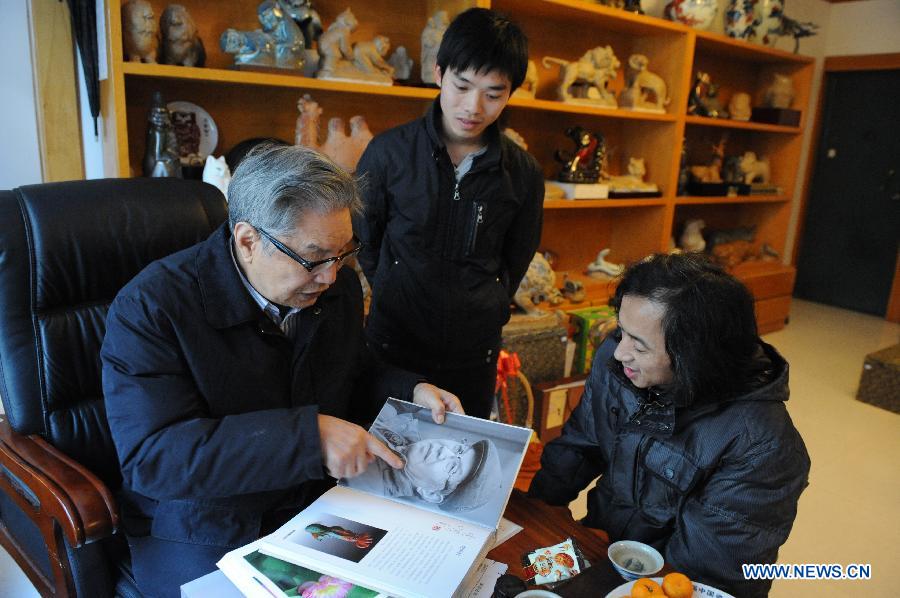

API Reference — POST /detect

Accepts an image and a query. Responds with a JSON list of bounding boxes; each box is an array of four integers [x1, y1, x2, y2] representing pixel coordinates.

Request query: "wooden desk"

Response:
[[488, 490, 630, 597]]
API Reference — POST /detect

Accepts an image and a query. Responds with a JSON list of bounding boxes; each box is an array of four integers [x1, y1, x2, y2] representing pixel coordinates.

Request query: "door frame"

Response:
[[792, 53, 900, 322]]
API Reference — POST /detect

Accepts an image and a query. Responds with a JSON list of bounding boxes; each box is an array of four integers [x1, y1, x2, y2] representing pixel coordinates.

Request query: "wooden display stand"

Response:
[[101, 0, 814, 333]]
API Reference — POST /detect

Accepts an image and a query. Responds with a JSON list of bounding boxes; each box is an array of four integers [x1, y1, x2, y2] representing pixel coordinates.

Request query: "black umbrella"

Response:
[[63, 0, 100, 135]]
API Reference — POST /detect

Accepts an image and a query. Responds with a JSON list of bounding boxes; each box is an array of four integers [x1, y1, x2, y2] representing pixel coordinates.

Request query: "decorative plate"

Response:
[[605, 577, 735, 598], [166, 100, 218, 161]]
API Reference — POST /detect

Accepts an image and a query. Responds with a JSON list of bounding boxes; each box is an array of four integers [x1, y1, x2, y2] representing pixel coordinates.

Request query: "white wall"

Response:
[[0, 1, 43, 188], [825, 0, 900, 56]]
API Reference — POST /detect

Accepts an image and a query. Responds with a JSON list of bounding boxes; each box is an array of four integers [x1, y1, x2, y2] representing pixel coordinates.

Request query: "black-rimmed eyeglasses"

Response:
[[256, 227, 362, 273]]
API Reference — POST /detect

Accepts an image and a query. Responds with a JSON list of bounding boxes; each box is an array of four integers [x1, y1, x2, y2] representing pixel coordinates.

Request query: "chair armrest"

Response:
[[0, 416, 119, 548]]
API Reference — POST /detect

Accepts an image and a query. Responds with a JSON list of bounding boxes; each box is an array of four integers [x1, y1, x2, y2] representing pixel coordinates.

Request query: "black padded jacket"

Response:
[[529, 337, 810, 598], [354, 100, 544, 368]]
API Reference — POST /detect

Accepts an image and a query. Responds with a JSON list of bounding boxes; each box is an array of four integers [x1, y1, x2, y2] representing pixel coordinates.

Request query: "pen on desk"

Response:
[[252, 576, 279, 597]]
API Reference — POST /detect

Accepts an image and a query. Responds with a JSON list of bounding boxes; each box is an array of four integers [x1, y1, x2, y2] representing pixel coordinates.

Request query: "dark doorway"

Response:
[[794, 68, 900, 316]]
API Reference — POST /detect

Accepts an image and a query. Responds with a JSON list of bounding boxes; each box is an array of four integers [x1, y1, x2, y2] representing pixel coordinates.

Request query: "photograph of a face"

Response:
[[284, 513, 387, 563], [342, 398, 531, 528], [244, 550, 381, 597]]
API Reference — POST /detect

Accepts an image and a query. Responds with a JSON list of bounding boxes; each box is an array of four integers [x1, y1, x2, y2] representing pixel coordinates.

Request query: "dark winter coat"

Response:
[[529, 337, 810, 597], [101, 223, 419, 549], [354, 100, 544, 368]]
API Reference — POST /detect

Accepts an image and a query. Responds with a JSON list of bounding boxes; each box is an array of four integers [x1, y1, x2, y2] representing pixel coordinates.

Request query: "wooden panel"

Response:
[[733, 262, 796, 299], [756, 295, 792, 334], [29, 0, 84, 181], [825, 53, 900, 72]]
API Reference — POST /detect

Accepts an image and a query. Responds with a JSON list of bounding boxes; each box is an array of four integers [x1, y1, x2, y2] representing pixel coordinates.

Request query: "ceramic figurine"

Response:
[[202, 155, 231, 197], [689, 137, 727, 183], [387, 46, 413, 81], [294, 94, 322, 147], [586, 249, 624, 278], [555, 126, 606, 184], [542, 46, 620, 107], [780, 15, 819, 54], [607, 158, 659, 192], [623, 0, 644, 14], [665, 0, 718, 30], [679, 219, 706, 252], [258, 0, 305, 70], [220, 28, 277, 67], [688, 71, 727, 118], [755, 0, 784, 46], [142, 92, 182, 178], [160, 4, 205, 67], [420, 10, 449, 85], [320, 115, 374, 172], [763, 73, 794, 108], [728, 92, 752, 120], [738, 151, 771, 184], [285, 0, 322, 48], [122, 0, 158, 63], [561, 277, 586, 303], [317, 9, 368, 80], [293, 93, 373, 172], [352, 36, 395, 84], [619, 54, 668, 113], [725, 0, 758, 41], [513, 253, 564, 316], [512, 60, 539, 99]]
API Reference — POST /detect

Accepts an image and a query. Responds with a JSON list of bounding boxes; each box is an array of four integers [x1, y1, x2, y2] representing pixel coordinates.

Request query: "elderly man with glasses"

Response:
[[101, 144, 461, 598]]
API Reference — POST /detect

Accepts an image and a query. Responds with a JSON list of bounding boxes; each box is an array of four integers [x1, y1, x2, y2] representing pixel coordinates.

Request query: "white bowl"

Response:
[[607, 540, 664, 581]]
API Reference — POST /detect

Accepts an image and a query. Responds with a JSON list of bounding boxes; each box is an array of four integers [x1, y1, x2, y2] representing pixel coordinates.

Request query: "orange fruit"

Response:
[[631, 578, 664, 597], [662, 572, 693, 598]]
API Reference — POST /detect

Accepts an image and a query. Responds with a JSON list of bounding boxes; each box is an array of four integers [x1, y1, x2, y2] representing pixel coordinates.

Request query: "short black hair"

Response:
[[436, 8, 529, 92], [610, 253, 763, 406]]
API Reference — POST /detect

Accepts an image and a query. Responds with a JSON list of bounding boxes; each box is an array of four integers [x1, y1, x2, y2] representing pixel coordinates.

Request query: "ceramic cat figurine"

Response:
[[202, 155, 231, 198]]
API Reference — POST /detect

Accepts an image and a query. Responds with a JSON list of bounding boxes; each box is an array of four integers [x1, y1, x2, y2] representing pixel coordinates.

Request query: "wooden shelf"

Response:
[[684, 115, 801, 134], [509, 96, 677, 122], [694, 30, 815, 64], [545, 198, 667, 209], [494, 0, 686, 36], [675, 195, 790, 205], [103, 0, 815, 334], [122, 62, 440, 99]]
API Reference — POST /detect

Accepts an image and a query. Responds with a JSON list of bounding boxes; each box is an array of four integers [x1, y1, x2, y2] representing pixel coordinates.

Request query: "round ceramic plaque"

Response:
[[166, 100, 218, 161]]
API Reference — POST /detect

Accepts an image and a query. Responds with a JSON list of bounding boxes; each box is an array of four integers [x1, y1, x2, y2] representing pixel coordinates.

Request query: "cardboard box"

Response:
[[568, 306, 617, 374]]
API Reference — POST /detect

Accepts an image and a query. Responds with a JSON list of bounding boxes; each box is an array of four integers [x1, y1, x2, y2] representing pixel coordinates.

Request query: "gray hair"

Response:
[[227, 143, 362, 237]]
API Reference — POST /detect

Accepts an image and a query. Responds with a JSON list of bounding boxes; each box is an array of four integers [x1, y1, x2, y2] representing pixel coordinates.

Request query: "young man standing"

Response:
[[354, 8, 544, 418]]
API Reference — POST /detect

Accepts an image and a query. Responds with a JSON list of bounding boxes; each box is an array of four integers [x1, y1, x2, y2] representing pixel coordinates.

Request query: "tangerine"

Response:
[[662, 572, 693, 598], [631, 578, 664, 597]]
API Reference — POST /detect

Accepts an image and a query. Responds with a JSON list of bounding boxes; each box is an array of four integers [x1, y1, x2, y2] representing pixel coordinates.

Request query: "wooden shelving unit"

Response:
[[100, 0, 815, 333]]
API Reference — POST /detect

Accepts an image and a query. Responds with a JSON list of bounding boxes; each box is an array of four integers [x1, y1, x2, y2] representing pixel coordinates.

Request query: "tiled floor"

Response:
[[1, 299, 897, 596]]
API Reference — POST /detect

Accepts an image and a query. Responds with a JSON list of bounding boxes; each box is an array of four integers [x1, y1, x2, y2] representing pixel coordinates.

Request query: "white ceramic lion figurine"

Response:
[[542, 46, 620, 107], [619, 54, 669, 112]]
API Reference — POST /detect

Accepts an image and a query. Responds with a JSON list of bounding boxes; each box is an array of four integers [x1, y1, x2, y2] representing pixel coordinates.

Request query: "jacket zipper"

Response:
[[466, 202, 484, 256], [453, 181, 461, 201]]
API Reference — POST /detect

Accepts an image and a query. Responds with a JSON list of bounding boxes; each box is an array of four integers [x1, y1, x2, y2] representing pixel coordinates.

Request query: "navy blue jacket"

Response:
[[529, 337, 809, 597], [101, 224, 419, 548], [354, 100, 544, 368]]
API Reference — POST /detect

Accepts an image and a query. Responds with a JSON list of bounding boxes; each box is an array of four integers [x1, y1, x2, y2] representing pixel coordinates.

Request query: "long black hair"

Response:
[[610, 253, 763, 406]]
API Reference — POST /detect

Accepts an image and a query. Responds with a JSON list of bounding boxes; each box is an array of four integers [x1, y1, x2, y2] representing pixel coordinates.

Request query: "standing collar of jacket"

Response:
[[196, 223, 340, 329], [424, 98, 503, 170]]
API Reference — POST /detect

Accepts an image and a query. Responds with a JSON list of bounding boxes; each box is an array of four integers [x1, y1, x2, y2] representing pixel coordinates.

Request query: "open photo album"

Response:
[[217, 398, 532, 598]]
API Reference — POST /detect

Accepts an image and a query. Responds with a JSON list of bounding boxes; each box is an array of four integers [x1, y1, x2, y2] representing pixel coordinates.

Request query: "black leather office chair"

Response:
[[0, 178, 227, 597]]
